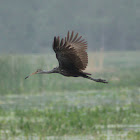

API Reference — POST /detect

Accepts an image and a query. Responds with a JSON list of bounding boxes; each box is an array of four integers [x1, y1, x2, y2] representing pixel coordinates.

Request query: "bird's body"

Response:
[[55, 68, 79, 77], [51, 67, 89, 77], [25, 31, 108, 83]]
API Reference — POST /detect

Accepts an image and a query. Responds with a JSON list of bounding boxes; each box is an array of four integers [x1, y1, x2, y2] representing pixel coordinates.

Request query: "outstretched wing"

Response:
[[53, 31, 88, 71]]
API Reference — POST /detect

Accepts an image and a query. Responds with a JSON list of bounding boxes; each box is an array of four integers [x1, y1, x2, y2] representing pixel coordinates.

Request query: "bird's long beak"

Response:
[[25, 71, 37, 79]]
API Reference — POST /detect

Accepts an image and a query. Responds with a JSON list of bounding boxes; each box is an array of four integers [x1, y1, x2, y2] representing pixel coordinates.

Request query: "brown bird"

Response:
[[25, 31, 108, 83]]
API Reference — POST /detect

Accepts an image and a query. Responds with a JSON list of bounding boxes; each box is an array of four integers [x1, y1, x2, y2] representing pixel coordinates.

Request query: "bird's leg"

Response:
[[83, 75, 108, 83]]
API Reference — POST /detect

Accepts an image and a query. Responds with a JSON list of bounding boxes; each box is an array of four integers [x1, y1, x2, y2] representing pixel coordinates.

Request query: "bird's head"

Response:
[[25, 67, 59, 79], [25, 69, 43, 79], [35, 69, 43, 74]]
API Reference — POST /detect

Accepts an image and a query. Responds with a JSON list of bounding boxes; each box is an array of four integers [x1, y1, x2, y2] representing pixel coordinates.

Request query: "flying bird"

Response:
[[25, 31, 108, 83]]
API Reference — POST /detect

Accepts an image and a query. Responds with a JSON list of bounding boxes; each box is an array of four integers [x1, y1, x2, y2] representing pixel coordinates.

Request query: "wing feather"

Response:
[[52, 31, 88, 71], [72, 33, 78, 42], [70, 31, 74, 42], [67, 31, 70, 41]]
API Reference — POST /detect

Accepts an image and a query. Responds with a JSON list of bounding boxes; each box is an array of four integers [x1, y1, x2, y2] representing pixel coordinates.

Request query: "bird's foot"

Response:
[[95, 79, 108, 83]]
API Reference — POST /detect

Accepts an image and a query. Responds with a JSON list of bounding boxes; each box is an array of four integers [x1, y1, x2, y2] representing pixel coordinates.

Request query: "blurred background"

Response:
[[0, 0, 140, 139], [0, 0, 140, 53]]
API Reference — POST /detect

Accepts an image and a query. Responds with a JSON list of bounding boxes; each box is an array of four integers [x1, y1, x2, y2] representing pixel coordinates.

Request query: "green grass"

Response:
[[0, 51, 140, 139]]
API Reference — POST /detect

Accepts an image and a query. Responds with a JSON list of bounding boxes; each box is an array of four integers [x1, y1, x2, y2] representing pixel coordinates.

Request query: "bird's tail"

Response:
[[83, 75, 108, 83]]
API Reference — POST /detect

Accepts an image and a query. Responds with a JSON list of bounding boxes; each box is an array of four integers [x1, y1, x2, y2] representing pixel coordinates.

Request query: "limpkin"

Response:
[[25, 31, 108, 83]]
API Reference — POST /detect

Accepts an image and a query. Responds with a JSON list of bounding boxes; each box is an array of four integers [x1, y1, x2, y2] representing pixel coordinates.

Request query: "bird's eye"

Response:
[[36, 69, 41, 72]]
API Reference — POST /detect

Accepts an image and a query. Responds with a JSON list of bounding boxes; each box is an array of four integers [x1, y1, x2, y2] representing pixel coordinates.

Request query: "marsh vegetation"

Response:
[[0, 51, 140, 139]]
